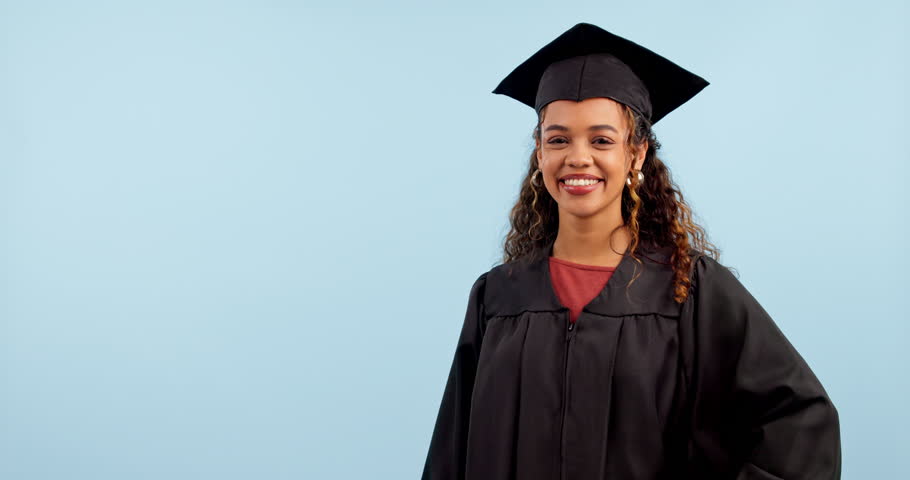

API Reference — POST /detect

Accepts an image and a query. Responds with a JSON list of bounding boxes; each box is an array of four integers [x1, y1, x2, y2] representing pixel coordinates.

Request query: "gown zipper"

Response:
[[559, 309, 577, 480]]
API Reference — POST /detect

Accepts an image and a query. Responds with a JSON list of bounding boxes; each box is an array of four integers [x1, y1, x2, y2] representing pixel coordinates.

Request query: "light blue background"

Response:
[[1, 1, 907, 478]]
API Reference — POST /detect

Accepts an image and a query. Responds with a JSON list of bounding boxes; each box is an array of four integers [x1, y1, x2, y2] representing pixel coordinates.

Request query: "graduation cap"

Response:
[[492, 22, 709, 125]]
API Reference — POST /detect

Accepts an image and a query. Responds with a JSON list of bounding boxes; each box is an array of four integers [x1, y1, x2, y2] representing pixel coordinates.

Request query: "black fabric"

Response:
[[491, 22, 710, 125], [421, 243, 841, 479]]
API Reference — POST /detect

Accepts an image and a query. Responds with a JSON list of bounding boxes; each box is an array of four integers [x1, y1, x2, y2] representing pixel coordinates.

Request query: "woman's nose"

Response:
[[565, 144, 593, 167]]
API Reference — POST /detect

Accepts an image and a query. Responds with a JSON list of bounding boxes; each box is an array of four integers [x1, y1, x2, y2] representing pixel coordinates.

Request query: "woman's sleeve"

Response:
[[681, 256, 841, 479], [421, 272, 488, 480]]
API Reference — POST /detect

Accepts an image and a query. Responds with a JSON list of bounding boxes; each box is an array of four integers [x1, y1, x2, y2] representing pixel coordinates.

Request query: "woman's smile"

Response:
[[559, 178, 604, 195]]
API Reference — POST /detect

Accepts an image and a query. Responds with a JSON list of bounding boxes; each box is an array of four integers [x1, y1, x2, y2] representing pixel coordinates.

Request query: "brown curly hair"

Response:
[[502, 102, 723, 304]]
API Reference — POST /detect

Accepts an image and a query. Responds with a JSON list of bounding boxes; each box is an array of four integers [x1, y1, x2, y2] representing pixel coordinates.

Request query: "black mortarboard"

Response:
[[492, 23, 709, 125]]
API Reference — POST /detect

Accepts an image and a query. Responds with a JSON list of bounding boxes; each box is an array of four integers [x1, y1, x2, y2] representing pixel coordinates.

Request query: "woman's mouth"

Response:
[[559, 178, 603, 195]]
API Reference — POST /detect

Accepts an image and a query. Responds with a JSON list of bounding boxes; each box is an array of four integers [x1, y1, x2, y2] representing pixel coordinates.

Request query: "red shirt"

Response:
[[548, 256, 616, 324]]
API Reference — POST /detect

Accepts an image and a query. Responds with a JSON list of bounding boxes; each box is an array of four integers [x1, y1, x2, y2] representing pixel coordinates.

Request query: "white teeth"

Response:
[[563, 178, 600, 186]]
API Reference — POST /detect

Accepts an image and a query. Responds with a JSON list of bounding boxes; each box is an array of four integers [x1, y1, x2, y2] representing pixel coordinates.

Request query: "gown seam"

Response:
[[510, 313, 532, 479]]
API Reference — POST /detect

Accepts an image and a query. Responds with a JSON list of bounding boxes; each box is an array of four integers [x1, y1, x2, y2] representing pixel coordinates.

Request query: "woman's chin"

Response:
[[557, 203, 603, 219]]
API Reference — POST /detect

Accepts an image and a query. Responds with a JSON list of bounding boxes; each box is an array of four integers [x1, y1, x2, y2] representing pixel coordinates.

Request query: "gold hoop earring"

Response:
[[626, 169, 644, 187]]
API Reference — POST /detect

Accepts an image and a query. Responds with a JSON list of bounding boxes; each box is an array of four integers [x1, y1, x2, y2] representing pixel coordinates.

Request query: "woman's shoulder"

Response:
[[688, 250, 739, 286], [687, 252, 767, 328]]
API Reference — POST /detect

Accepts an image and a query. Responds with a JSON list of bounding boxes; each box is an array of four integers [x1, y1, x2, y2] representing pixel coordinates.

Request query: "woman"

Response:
[[421, 23, 841, 479]]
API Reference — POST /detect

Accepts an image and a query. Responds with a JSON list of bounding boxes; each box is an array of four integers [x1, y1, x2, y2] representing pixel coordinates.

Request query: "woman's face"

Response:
[[535, 97, 647, 221]]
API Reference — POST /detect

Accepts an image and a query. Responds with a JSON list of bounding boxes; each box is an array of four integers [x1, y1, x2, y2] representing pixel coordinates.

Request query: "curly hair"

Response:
[[502, 102, 723, 304]]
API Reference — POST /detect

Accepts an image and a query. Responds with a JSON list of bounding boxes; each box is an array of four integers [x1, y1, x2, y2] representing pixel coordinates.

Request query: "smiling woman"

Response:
[[516, 92, 704, 302], [421, 22, 841, 480], [536, 98, 648, 257]]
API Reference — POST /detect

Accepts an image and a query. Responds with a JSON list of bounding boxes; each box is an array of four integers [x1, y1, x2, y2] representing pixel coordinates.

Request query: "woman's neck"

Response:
[[551, 225, 631, 268]]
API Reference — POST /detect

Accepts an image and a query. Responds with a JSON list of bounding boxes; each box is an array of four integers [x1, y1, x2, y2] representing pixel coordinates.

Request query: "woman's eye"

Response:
[[546, 138, 614, 145]]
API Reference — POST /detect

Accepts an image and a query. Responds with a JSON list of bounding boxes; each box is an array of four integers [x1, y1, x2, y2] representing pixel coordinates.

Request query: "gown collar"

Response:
[[484, 241, 686, 318]]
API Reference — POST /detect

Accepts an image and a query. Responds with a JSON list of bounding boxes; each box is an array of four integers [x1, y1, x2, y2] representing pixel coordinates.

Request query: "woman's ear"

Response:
[[634, 140, 649, 170]]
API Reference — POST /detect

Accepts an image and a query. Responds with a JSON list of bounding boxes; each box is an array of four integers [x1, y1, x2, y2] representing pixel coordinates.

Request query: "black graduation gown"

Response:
[[421, 244, 841, 479]]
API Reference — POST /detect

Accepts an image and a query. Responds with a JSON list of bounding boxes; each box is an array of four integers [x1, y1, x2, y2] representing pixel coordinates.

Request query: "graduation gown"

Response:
[[421, 244, 841, 479]]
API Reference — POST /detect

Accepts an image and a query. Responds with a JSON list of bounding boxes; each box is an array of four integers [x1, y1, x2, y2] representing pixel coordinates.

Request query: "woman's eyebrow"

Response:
[[544, 124, 618, 133]]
